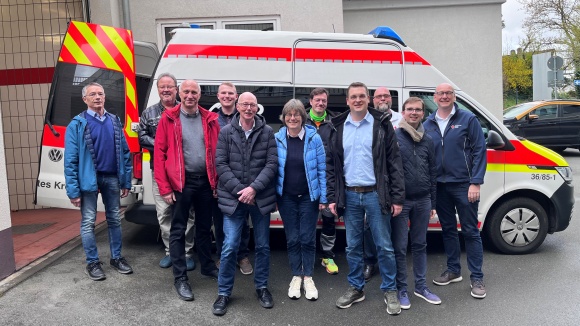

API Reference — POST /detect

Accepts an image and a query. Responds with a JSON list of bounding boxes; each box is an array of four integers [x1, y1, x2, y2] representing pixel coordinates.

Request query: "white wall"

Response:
[[91, 0, 344, 43], [0, 102, 10, 231], [343, 0, 505, 118]]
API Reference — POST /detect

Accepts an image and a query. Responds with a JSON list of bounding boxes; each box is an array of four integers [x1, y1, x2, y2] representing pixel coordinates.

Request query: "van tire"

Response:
[[485, 198, 548, 255]]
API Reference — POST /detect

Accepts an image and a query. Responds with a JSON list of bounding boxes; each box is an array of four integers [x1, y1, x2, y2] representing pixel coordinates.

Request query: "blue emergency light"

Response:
[[368, 26, 406, 46]]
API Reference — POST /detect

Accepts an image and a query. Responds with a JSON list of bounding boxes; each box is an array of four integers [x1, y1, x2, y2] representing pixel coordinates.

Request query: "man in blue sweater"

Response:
[[423, 83, 487, 299], [64, 82, 133, 281]]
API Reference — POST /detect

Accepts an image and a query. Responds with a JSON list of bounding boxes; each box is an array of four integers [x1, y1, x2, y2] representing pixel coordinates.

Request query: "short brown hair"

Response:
[[309, 88, 328, 99], [402, 97, 424, 110], [280, 99, 307, 127], [347, 82, 369, 97]]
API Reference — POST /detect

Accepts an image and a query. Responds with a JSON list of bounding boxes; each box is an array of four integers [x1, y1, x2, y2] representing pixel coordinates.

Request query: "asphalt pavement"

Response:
[[1, 149, 579, 326]]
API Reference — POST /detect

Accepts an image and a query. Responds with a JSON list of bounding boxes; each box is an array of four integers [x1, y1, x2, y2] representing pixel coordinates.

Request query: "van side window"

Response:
[[48, 63, 126, 126], [531, 105, 558, 120], [409, 91, 492, 138], [561, 104, 580, 118]]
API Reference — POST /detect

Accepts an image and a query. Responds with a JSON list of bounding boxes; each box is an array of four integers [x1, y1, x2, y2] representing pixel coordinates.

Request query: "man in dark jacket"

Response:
[[155, 79, 221, 301], [212, 92, 278, 316], [305, 87, 340, 275], [138, 73, 195, 270], [391, 97, 441, 310], [210, 82, 253, 276], [325, 82, 405, 315], [423, 83, 487, 299]]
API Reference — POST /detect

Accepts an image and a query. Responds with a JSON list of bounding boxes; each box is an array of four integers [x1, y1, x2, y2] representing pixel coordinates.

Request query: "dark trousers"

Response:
[[170, 175, 215, 280]]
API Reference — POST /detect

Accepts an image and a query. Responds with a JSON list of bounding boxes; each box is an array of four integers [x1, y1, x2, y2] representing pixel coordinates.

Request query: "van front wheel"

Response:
[[485, 198, 548, 255]]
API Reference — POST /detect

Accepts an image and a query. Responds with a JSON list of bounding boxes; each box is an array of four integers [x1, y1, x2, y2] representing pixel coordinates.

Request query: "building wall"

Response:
[[343, 0, 505, 118], [0, 0, 84, 211], [90, 0, 345, 46], [0, 100, 16, 279]]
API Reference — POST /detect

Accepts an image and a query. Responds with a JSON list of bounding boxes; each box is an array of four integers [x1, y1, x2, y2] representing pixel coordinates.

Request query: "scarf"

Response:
[[309, 109, 326, 123], [398, 120, 424, 143]]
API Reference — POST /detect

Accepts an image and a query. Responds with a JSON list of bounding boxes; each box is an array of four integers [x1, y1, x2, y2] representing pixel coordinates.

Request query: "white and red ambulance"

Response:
[[36, 22, 574, 254]]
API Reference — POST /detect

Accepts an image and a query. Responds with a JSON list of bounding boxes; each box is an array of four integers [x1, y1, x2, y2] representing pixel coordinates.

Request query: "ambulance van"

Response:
[[35, 22, 574, 255]]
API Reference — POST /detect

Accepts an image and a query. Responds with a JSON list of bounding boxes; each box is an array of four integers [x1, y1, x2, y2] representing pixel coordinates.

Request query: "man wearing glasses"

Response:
[[423, 83, 487, 299], [213, 92, 277, 316], [139, 73, 196, 271], [155, 79, 221, 301], [391, 97, 441, 309], [64, 82, 133, 281], [325, 82, 405, 315]]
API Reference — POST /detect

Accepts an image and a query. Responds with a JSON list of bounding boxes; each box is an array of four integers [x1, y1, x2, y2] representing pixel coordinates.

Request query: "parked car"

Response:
[[503, 99, 580, 152]]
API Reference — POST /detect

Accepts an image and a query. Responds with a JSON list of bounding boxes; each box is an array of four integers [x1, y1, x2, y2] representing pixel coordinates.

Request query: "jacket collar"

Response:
[[165, 103, 216, 123]]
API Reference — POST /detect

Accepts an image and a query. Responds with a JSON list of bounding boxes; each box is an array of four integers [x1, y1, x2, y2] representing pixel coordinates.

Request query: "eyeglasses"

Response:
[[374, 94, 391, 99], [286, 113, 302, 118], [158, 85, 176, 90], [238, 102, 257, 108], [435, 91, 454, 96], [85, 92, 105, 98], [404, 108, 424, 113]]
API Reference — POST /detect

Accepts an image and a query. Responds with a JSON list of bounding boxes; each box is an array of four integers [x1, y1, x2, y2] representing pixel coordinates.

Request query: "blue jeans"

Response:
[[436, 182, 484, 280], [391, 196, 431, 292], [278, 194, 319, 277], [344, 190, 397, 292], [170, 175, 214, 280], [80, 174, 123, 264], [218, 203, 271, 296], [213, 198, 251, 261], [363, 219, 377, 266]]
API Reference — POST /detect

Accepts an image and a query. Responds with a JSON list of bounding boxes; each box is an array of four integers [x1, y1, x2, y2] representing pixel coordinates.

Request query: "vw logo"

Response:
[[48, 149, 63, 162]]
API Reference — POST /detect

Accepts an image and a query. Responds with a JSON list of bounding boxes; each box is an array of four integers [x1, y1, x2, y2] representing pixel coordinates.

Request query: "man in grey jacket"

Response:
[[138, 72, 195, 270], [212, 92, 278, 316]]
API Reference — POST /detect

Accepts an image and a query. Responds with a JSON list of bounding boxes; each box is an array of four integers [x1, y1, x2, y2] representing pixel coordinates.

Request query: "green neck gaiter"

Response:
[[309, 109, 327, 122]]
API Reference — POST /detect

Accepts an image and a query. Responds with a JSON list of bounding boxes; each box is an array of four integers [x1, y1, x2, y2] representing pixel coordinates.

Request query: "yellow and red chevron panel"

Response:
[[58, 21, 139, 152]]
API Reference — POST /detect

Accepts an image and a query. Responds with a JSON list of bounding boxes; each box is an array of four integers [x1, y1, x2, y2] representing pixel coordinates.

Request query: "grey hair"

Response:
[[82, 82, 104, 97], [156, 72, 178, 87], [280, 99, 307, 127]]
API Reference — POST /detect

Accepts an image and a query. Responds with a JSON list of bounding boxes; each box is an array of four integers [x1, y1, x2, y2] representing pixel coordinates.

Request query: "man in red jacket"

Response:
[[155, 79, 220, 301]]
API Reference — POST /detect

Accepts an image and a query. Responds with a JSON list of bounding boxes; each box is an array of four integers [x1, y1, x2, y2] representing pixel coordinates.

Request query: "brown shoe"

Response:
[[238, 257, 253, 275]]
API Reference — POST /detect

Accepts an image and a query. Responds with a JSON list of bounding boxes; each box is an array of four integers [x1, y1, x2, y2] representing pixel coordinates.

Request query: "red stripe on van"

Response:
[[41, 124, 66, 148], [487, 140, 557, 166], [163, 44, 292, 61], [0, 67, 54, 86], [163, 44, 431, 65]]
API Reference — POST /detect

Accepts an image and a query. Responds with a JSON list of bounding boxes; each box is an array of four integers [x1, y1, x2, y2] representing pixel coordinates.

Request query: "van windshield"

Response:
[[48, 63, 126, 126], [503, 102, 538, 119]]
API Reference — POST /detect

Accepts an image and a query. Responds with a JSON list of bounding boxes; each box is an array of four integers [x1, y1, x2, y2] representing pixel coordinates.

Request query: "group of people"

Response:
[[64, 75, 487, 317]]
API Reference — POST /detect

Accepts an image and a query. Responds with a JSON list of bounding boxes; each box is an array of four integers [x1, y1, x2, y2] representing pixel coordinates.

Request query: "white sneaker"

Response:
[[288, 276, 302, 299], [303, 277, 318, 300]]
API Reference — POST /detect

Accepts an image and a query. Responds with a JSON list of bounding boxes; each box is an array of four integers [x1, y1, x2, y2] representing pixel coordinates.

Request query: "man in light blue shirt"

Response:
[[325, 82, 405, 315]]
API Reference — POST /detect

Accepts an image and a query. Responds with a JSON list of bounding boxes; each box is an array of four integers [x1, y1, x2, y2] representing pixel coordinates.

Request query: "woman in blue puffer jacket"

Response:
[[275, 99, 327, 302]]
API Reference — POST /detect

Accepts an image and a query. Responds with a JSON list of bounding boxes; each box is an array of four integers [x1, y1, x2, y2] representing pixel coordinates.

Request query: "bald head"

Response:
[[434, 83, 456, 112], [179, 79, 201, 112], [237, 92, 259, 123], [373, 87, 392, 113]]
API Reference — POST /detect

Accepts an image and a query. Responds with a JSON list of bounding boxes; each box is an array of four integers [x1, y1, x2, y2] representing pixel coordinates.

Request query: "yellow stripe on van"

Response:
[[504, 164, 557, 173], [143, 152, 151, 162], [125, 115, 138, 138], [101, 25, 134, 72], [63, 35, 92, 65], [125, 77, 136, 109], [486, 163, 504, 172], [520, 140, 568, 166], [76, 23, 121, 72]]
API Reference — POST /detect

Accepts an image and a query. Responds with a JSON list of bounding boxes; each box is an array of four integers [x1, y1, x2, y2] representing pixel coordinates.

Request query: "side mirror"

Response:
[[486, 130, 505, 149], [527, 114, 539, 121]]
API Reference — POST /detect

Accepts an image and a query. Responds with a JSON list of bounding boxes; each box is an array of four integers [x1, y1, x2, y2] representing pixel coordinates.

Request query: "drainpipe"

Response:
[[110, 0, 121, 28], [121, 0, 131, 30]]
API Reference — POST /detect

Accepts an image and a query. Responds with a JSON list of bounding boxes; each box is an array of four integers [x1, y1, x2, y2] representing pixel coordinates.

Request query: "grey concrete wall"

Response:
[[344, 0, 505, 118], [91, 0, 344, 43]]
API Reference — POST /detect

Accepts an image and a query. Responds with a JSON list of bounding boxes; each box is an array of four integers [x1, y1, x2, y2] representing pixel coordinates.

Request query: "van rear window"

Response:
[[48, 63, 125, 126]]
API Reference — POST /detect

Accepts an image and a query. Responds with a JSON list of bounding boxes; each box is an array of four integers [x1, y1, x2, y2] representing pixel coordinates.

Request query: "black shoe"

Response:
[[256, 288, 274, 309], [363, 264, 376, 282], [212, 295, 229, 316], [174, 277, 194, 301], [85, 261, 106, 281], [201, 269, 219, 279], [110, 257, 133, 274]]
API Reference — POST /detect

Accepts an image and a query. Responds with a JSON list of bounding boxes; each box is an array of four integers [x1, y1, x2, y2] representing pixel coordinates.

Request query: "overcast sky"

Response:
[[502, 0, 526, 53]]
